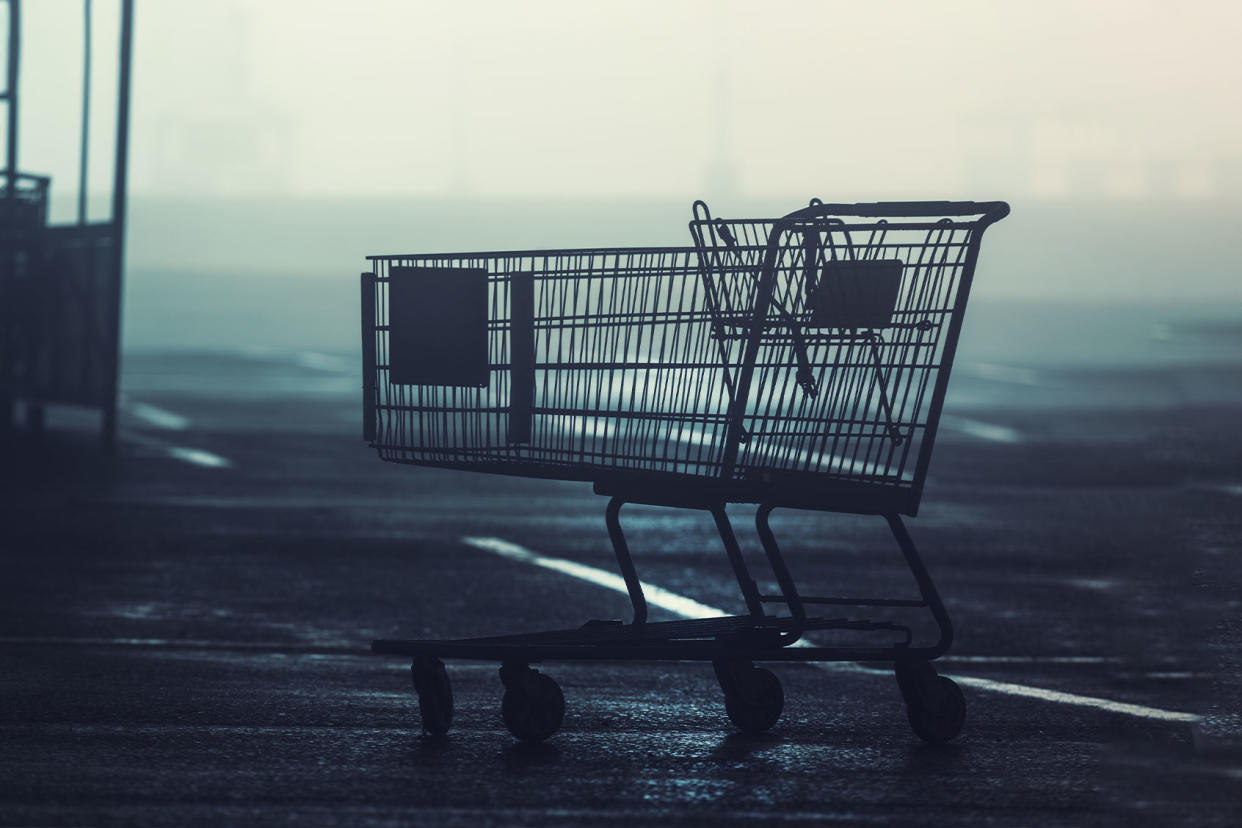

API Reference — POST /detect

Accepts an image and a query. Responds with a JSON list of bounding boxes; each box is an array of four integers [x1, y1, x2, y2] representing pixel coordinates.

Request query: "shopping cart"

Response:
[[362, 199, 1009, 744]]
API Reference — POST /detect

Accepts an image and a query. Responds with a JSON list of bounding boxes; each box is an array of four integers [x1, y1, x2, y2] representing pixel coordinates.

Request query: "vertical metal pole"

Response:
[[78, 0, 91, 225], [1, 0, 19, 432], [102, 0, 133, 451], [5, 0, 18, 195]]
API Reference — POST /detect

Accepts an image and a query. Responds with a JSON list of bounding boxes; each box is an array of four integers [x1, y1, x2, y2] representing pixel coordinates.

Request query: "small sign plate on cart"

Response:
[[810, 259, 904, 329], [388, 266, 490, 386]]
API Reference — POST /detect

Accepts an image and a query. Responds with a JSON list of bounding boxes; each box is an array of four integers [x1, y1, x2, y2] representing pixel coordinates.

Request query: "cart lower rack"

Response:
[[362, 199, 1009, 744]]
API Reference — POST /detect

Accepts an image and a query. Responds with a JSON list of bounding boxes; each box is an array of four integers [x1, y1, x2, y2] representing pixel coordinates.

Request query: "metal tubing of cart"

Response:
[[605, 498, 647, 627], [754, 504, 807, 637], [886, 512, 953, 660], [710, 505, 765, 618]]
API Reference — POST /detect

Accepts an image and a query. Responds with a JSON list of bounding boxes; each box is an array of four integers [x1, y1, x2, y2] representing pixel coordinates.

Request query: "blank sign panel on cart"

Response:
[[387, 266, 490, 387], [810, 259, 904, 330]]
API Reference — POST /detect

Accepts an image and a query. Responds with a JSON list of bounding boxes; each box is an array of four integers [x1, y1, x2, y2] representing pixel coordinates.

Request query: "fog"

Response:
[[9, 0, 1242, 355]]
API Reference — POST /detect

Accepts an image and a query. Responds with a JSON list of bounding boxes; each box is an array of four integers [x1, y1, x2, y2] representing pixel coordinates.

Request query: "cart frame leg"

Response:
[[606, 497, 647, 627], [607, 499, 770, 626], [755, 504, 806, 642], [710, 505, 765, 618], [886, 512, 954, 660]]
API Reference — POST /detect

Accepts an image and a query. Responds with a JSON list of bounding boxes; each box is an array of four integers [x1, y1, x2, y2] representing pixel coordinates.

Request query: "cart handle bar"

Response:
[[691, 200, 1009, 226], [784, 200, 1010, 223]]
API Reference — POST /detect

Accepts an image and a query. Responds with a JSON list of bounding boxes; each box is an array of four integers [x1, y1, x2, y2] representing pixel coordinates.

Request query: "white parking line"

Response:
[[167, 446, 232, 469], [124, 426, 233, 470], [463, 536, 1199, 725], [941, 655, 1121, 665], [126, 402, 189, 431], [940, 415, 1024, 444], [471, 536, 721, 620], [942, 675, 1197, 723]]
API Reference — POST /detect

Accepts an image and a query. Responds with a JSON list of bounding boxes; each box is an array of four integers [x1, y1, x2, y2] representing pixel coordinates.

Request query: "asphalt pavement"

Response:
[[2, 331, 1241, 826]]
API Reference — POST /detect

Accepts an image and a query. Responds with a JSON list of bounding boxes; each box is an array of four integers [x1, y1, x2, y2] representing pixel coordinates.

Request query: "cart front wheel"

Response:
[[896, 660, 965, 744], [500, 664, 565, 743], [716, 662, 784, 734], [411, 656, 453, 737]]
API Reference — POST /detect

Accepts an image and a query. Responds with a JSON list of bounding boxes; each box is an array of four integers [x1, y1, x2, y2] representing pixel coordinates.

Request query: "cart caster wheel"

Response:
[[715, 661, 784, 734], [499, 664, 565, 743], [895, 660, 965, 744], [411, 656, 453, 736]]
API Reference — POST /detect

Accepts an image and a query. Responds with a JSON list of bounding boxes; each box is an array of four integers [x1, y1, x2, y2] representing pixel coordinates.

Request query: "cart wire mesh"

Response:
[[362, 201, 1008, 514]]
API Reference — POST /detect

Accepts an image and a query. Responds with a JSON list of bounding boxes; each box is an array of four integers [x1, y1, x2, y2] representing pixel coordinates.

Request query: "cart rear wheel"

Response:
[[500, 667, 565, 743], [411, 656, 453, 737], [718, 664, 784, 734], [896, 660, 965, 744]]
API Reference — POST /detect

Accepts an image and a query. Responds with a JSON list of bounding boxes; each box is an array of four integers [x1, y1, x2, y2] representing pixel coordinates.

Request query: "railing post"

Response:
[[5, 0, 20, 199], [101, 0, 133, 452]]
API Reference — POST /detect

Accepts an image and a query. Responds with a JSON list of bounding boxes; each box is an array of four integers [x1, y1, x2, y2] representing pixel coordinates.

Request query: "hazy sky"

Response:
[[13, 0, 1242, 210]]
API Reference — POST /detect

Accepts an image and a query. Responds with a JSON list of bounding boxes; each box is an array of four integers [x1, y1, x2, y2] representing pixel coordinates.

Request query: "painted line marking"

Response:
[[469, 536, 721, 621], [127, 401, 190, 431], [124, 432, 234, 470], [941, 415, 1024, 444], [120, 404, 232, 469], [167, 446, 232, 469], [929, 673, 1197, 723], [941, 655, 1121, 665], [463, 536, 1198, 725]]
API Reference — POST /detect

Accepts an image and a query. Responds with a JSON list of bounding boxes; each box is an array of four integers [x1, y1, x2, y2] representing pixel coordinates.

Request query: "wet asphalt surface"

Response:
[[3, 335, 1242, 826]]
